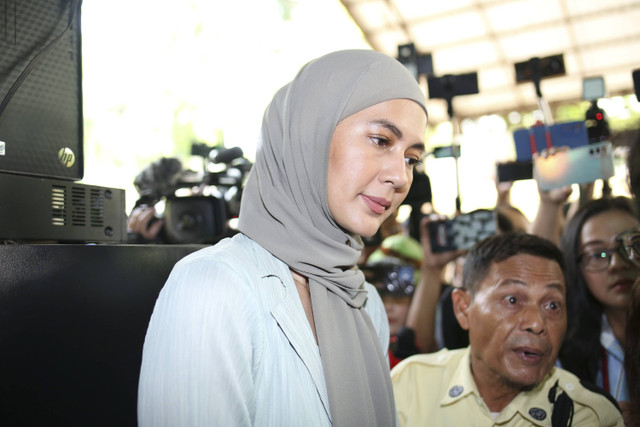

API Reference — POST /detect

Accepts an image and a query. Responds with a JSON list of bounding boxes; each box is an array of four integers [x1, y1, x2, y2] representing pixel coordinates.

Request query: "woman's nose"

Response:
[[610, 245, 634, 269], [380, 155, 409, 189]]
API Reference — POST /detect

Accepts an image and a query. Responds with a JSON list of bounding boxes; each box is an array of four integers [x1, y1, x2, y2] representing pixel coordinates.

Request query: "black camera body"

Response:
[[134, 143, 252, 244], [163, 195, 229, 244]]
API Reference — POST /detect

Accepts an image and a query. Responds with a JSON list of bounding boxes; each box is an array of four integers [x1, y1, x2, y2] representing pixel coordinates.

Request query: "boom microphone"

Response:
[[212, 147, 244, 164], [133, 157, 183, 204]]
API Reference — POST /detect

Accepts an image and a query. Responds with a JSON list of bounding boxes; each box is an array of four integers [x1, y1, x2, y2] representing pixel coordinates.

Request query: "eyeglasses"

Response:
[[578, 229, 640, 271], [621, 229, 640, 267]]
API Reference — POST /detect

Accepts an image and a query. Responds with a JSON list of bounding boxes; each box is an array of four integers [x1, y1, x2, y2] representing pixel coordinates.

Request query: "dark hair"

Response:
[[558, 196, 636, 383], [626, 281, 640, 410], [626, 130, 640, 410], [628, 129, 640, 215], [462, 232, 565, 294]]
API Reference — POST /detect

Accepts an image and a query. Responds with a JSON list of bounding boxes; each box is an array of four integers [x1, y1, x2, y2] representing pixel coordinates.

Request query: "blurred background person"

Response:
[[558, 196, 639, 423], [625, 129, 640, 426], [362, 260, 419, 369]]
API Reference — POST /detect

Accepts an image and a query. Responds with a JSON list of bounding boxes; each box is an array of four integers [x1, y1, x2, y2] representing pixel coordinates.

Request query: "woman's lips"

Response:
[[610, 278, 634, 292], [361, 195, 390, 215]]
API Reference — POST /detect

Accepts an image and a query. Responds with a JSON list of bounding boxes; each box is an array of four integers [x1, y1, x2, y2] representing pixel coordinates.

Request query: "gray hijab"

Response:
[[237, 49, 426, 426]]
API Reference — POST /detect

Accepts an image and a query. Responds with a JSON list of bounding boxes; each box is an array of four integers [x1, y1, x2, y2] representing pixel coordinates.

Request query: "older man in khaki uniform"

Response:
[[391, 233, 623, 426]]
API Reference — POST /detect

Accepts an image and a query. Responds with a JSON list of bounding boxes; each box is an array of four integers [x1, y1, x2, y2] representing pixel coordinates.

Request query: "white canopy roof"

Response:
[[340, 0, 640, 124]]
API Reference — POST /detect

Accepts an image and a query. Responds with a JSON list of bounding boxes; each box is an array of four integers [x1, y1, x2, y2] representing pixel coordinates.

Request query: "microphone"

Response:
[[211, 147, 243, 164], [133, 157, 183, 204]]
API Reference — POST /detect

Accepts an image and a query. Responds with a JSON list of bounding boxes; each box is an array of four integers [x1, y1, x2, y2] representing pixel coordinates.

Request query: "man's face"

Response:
[[453, 254, 566, 391]]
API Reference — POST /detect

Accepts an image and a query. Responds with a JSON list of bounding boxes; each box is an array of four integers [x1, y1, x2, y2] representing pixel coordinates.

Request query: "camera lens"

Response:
[[177, 212, 201, 231]]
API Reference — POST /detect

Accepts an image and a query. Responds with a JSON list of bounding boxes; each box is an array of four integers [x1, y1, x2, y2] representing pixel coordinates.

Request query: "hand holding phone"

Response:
[[427, 210, 497, 253], [533, 141, 614, 191]]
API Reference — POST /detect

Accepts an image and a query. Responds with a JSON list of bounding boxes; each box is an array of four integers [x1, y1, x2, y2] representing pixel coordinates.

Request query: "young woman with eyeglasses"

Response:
[[558, 196, 640, 422]]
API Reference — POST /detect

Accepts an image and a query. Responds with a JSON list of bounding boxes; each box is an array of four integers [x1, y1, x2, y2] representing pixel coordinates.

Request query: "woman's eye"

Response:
[[371, 136, 391, 147], [405, 156, 422, 167], [588, 250, 608, 260], [506, 296, 518, 305]]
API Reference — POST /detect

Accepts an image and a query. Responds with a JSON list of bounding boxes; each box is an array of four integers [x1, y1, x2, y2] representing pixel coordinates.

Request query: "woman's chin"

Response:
[[359, 230, 378, 239], [357, 219, 385, 239]]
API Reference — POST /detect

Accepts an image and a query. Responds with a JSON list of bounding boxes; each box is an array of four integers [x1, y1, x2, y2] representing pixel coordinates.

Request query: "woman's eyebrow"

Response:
[[370, 119, 402, 138], [412, 141, 427, 153], [370, 119, 426, 151], [580, 239, 608, 249]]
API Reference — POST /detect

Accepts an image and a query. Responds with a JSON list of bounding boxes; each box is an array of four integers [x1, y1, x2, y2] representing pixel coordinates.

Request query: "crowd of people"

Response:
[[135, 49, 639, 426]]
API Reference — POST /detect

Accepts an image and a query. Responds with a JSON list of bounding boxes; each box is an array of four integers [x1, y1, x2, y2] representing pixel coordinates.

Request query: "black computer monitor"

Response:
[[0, 0, 84, 180]]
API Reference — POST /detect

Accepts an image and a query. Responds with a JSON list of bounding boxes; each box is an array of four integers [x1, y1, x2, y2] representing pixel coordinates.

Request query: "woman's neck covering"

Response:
[[238, 49, 427, 426]]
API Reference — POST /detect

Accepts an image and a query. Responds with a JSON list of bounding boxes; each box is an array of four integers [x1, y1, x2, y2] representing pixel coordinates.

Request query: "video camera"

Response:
[[133, 142, 252, 244]]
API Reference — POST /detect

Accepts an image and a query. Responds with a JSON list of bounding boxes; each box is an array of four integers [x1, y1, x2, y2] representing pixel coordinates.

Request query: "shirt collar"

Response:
[[600, 313, 624, 359], [440, 347, 555, 426], [439, 347, 480, 406]]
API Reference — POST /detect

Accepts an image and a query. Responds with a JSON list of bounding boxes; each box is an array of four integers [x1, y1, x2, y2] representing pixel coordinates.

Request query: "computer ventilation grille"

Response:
[[50, 184, 105, 228], [51, 185, 66, 227]]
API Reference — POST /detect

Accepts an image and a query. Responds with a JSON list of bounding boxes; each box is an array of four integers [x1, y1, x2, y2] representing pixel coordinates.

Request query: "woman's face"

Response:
[[327, 99, 426, 237], [579, 209, 640, 311]]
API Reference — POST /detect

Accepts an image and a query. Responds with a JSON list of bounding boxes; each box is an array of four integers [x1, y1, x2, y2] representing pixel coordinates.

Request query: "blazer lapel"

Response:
[[271, 293, 331, 418]]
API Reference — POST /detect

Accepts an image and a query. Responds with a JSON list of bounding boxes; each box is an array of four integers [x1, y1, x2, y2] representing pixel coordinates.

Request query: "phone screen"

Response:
[[583, 77, 605, 100], [428, 210, 497, 252], [496, 161, 533, 182], [533, 141, 614, 191]]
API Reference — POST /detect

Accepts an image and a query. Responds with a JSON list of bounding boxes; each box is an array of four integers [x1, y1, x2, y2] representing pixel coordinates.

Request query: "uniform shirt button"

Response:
[[529, 407, 547, 420], [448, 385, 463, 397]]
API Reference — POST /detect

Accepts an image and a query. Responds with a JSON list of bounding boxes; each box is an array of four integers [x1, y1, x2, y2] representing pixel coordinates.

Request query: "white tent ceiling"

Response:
[[340, 0, 640, 124]]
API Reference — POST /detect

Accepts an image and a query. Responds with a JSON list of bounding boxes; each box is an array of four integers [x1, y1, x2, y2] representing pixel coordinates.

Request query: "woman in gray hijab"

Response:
[[138, 49, 427, 426]]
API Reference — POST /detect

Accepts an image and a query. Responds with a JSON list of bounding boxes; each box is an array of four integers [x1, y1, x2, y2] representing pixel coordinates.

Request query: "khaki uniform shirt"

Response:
[[391, 347, 623, 427]]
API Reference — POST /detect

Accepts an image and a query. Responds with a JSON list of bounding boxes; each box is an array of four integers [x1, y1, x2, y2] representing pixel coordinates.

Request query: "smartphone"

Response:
[[496, 161, 533, 182], [534, 141, 614, 191], [427, 209, 497, 253], [513, 121, 589, 162], [583, 76, 605, 101], [514, 54, 566, 83], [427, 72, 479, 99], [432, 145, 461, 158]]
